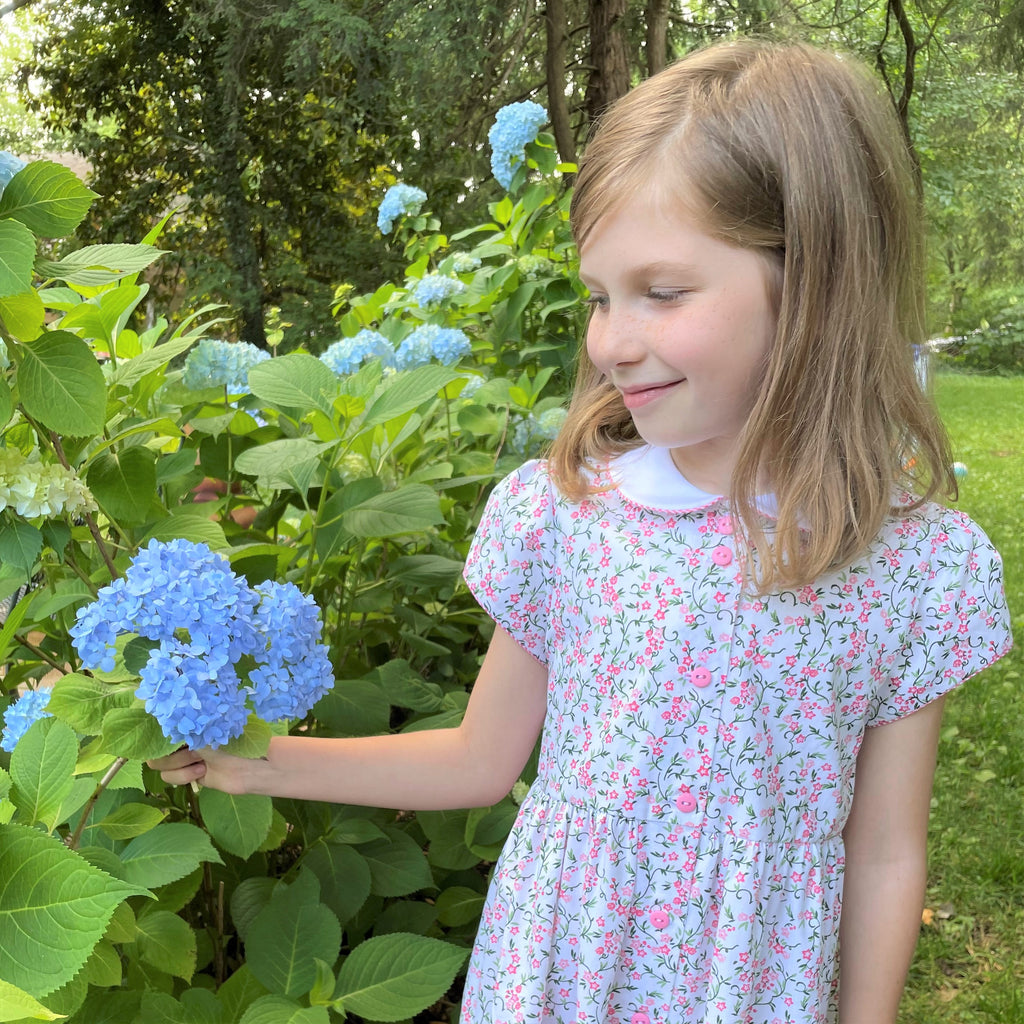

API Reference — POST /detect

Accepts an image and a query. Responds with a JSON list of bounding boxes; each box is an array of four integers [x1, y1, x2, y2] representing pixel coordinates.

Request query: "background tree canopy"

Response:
[[6, 0, 1024, 348]]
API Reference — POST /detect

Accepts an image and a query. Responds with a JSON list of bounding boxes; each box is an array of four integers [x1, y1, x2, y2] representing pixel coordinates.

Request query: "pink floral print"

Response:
[[461, 446, 1011, 1024]]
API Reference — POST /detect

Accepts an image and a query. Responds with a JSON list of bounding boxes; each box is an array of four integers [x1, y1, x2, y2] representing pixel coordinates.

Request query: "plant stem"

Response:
[[13, 633, 68, 674], [49, 434, 121, 580], [67, 756, 128, 850], [187, 786, 227, 985]]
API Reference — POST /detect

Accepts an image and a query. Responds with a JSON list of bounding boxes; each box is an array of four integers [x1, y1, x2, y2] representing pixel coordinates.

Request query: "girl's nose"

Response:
[[587, 307, 644, 368]]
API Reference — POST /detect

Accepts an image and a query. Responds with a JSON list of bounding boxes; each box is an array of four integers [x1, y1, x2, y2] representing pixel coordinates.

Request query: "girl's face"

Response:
[[580, 196, 778, 494]]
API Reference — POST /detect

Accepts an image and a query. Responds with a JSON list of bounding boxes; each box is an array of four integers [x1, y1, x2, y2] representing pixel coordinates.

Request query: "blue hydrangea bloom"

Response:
[[377, 183, 427, 234], [71, 539, 332, 749], [182, 339, 270, 392], [412, 274, 465, 308], [0, 152, 26, 196], [246, 582, 334, 721], [320, 330, 395, 375], [1, 687, 52, 752], [394, 324, 472, 371], [512, 407, 567, 454], [488, 101, 548, 189]]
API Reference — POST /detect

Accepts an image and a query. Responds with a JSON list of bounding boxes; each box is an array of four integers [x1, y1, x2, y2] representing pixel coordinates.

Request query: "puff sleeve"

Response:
[[463, 460, 557, 664], [867, 508, 1013, 726]]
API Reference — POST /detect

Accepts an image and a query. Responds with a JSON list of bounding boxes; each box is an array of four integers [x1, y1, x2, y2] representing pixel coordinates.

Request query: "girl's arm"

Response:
[[149, 625, 549, 811], [838, 696, 946, 1024]]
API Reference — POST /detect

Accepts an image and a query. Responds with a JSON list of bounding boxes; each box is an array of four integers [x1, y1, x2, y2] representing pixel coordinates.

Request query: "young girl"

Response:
[[153, 38, 1012, 1024]]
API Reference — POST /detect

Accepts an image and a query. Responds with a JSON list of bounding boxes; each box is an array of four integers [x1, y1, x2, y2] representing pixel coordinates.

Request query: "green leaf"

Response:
[[119, 822, 222, 888], [197, 788, 273, 860], [45, 674, 135, 736], [247, 352, 338, 413], [86, 447, 158, 525], [97, 802, 167, 841], [217, 964, 270, 1024], [334, 932, 468, 1022], [359, 364, 457, 431], [0, 288, 45, 340], [134, 909, 196, 981], [0, 976, 65, 1021], [35, 243, 167, 287], [234, 438, 332, 491], [376, 660, 443, 712], [9, 718, 78, 831], [0, 821, 148, 998], [99, 705, 176, 761], [109, 332, 199, 389], [435, 885, 486, 927], [238, 996, 329, 1024], [245, 878, 341, 998], [341, 485, 445, 537], [0, 160, 96, 237], [141, 507, 228, 550], [359, 827, 435, 897], [0, 377, 12, 431], [313, 679, 390, 737], [0, 518, 43, 578], [17, 330, 107, 436], [221, 715, 272, 759], [0, 219, 35, 299], [302, 841, 371, 924]]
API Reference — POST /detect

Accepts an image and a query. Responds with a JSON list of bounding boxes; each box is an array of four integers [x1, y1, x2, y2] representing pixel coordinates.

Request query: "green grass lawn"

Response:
[[899, 372, 1024, 1023]]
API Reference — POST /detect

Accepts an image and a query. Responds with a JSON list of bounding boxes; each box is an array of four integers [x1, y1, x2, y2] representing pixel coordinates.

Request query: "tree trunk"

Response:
[[646, 0, 670, 76], [544, 0, 576, 164], [585, 0, 630, 123]]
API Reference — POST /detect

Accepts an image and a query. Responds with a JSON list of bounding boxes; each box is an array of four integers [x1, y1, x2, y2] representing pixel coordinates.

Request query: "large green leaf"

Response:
[[359, 364, 457, 430], [0, 160, 96, 238], [234, 438, 332, 491], [9, 717, 78, 832], [335, 932, 468, 1022], [45, 674, 135, 736], [313, 679, 390, 737], [99, 705, 176, 761], [17, 330, 106, 436], [0, 518, 43, 579], [134, 909, 196, 981], [302, 841, 371, 925], [341, 485, 445, 537], [0, 288, 45, 340], [239, 997, 329, 1024], [245, 873, 341, 999], [141, 507, 228, 550], [119, 822, 222, 888], [358, 827, 435, 897], [0, 822, 148, 998], [247, 353, 338, 413], [35, 243, 167, 287], [109, 332, 199, 389], [86, 447, 158, 525], [0, 976, 64, 1021], [197, 788, 273, 861], [0, 219, 35, 299], [97, 802, 167, 841]]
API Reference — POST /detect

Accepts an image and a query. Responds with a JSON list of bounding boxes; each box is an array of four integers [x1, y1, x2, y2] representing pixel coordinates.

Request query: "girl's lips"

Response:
[[619, 380, 684, 409]]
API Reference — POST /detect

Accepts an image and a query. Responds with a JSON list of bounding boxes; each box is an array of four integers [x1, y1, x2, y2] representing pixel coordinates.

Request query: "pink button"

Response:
[[689, 667, 712, 688], [675, 787, 697, 814], [649, 909, 670, 930], [717, 515, 734, 535], [631, 1014, 651, 1024], [711, 545, 733, 567]]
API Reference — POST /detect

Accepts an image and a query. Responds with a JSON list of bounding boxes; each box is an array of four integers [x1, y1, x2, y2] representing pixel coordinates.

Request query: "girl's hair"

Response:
[[548, 36, 956, 595]]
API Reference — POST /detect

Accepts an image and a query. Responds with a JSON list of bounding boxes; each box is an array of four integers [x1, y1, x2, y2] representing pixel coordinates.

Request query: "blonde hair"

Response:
[[548, 37, 956, 595]]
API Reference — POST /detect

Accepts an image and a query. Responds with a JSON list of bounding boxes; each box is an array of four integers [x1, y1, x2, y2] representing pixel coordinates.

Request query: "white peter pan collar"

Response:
[[609, 445, 779, 517]]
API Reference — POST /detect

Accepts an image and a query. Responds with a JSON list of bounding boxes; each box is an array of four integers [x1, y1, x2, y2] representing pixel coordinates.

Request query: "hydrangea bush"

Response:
[[0, 114, 579, 1023]]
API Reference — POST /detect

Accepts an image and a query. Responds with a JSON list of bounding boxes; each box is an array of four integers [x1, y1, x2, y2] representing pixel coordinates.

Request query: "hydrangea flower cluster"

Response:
[[70, 539, 333, 750], [394, 325, 472, 371], [1, 687, 52, 752], [182, 339, 270, 393], [517, 254, 554, 279], [320, 330, 395, 375], [488, 101, 548, 189], [411, 274, 466, 308], [0, 151, 26, 196], [377, 183, 427, 234], [0, 449, 97, 520], [512, 407, 568, 453], [451, 254, 482, 273]]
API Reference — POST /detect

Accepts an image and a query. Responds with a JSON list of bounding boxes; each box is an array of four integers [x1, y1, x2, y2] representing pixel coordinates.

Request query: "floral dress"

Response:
[[460, 445, 1012, 1024]]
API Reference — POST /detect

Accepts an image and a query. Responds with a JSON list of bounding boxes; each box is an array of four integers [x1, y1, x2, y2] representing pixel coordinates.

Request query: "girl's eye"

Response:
[[582, 294, 609, 311], [647, 289, 687, 303]]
